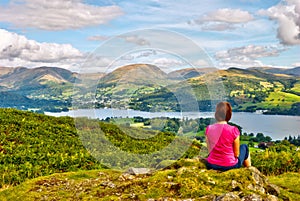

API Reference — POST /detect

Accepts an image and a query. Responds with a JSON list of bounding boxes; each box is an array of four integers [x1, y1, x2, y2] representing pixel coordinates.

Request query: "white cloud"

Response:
[[111, 50, 157, 63], [119, 35, 151, 46], [192, 59, 211, 67], [87, 35, 110, 41], [215, 45, 285, 68], [0, 29, 83, 70], [191, 8, 254, 31], [259, 0, 300, 45], [218, 57, 264, 68], [81, 50, 158, 73], [135, 50, 157, 59], [201, 8, 254, 23], [200, 22, 236, 31], [215, 45, 283, 59], [120, 54, 135, 61], [152, 58, 186, 72], [0, 0, 123, 30]]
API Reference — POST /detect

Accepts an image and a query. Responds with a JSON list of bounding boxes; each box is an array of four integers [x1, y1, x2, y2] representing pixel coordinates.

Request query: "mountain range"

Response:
[[0, 64, 299, 115]]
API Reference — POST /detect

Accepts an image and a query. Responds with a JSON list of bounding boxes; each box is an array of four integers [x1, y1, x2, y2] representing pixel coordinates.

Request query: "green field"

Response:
[[263, 91, 300, 109]]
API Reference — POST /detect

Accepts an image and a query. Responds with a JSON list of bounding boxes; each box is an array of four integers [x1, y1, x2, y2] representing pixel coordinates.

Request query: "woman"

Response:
[[205, 101, 251, 171]]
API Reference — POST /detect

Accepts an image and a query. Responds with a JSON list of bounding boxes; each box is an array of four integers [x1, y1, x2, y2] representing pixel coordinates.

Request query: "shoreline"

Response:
[[45, 108, 300, 141]]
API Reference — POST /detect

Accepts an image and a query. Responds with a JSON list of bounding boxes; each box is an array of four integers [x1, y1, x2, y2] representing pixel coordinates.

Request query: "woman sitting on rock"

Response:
[[205, 101, 251, 171]]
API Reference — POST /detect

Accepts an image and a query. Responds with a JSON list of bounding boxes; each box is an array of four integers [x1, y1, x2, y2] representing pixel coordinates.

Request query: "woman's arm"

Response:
[[233, 136, 240, 158], [206, 136, 211, 152]]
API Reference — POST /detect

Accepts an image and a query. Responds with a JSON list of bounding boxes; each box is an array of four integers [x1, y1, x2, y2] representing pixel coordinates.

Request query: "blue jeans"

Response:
[[206, 144, 249, 171]]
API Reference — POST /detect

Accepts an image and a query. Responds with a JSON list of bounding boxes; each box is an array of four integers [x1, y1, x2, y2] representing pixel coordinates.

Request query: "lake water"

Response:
[[45, 109, 300, 140]]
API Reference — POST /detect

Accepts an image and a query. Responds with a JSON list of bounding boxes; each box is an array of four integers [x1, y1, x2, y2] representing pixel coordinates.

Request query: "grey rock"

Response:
[[246, 167, 266, 194], [265, 183, 280, 196], [241, 194, 262, 201], [118, 173, 135, 181], [247, 183, 265, 194], [127, 167, 151, 175], [248, 167, 266, 186], [264, 195, 279, 201], [231, 180, 242, 191], [198, 195, 216, 200], [216, 192, 241, 201], [100, 181, 115, 188]]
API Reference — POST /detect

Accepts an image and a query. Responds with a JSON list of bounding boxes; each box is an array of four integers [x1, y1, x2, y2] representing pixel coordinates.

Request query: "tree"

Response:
[[256, 133, 265, 142], [265, 136, 272, 142]]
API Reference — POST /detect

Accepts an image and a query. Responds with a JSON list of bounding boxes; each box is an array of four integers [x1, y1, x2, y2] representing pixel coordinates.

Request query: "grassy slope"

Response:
[[268, 172, 300, 200], [188, 68, 300, 112], [291, 81, 300, 92], [0, 108, 104, 187], [0, 108, 198, 187], [263, 91, 300, 108]]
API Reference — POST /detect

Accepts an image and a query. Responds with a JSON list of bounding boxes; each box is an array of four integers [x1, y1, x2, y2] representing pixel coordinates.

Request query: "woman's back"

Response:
[[206, 123, 240, 166]]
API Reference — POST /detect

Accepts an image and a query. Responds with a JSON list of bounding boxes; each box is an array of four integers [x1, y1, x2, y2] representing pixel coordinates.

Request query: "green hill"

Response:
[[0, 109, 299, 200], [124, 66, 300, 114], [0, 91, 70, 111], [0, 65, 299, 115], [0, 66, 77, 91], [95, 64, 181, 111], [0, 108, 104, 187], [0, 66, 79, 111], [0, 109, 199, 187], [183, 67, 300, 114], [99, 64, 168, 85], [93, 64, 300, 114]]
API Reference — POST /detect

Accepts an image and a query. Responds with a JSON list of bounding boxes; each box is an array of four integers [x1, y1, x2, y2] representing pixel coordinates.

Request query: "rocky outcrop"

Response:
[[210, 167, 282, 200], [2, 158, 289, 200], [118, 159, 284, 201], [152, 158, 284, 201]]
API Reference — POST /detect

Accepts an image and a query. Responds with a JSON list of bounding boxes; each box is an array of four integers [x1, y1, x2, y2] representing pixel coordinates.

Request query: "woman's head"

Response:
[[214, 101, 232, 122]]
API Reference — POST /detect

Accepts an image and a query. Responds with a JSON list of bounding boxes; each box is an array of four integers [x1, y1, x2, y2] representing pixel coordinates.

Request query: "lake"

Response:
[[45, 109, 300, 140]]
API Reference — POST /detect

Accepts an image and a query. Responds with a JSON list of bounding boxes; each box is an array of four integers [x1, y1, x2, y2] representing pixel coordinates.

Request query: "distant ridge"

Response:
[[248, 66, 300, 76], [0, 66, 15, 76], [0, 66, 78, 90], [167, 67, 217, 79]]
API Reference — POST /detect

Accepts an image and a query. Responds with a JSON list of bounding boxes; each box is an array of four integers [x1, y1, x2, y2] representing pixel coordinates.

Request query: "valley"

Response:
[[0, 65, 299, 115]]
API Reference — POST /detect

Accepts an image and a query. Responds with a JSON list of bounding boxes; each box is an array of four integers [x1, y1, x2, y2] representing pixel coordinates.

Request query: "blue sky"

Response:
[[0, 0, 299, 72]]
